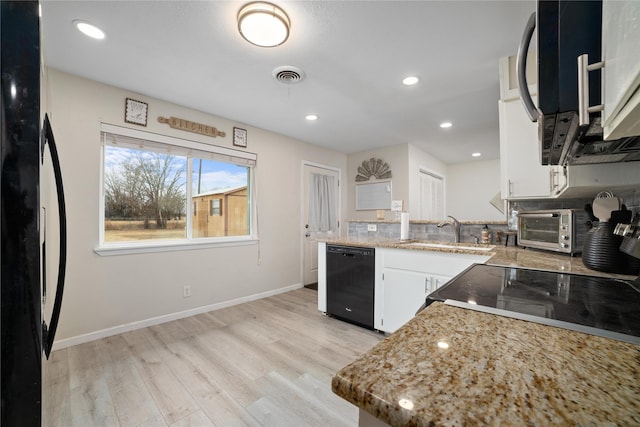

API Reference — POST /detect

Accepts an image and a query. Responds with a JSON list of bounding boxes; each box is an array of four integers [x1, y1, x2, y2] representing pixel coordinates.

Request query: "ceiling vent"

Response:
[[272, 66, 306, 84]]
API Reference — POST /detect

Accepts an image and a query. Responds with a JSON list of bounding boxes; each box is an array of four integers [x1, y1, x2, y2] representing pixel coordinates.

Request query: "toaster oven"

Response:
[[517, 209, 590, 256]]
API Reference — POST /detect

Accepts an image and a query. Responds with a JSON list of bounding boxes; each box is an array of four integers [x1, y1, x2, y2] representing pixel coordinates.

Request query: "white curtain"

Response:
[[308, 173, 337, 232]]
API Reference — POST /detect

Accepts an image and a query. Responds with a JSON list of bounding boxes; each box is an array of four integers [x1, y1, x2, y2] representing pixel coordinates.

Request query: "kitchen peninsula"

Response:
[[322, 240, 640, 426], [332, 301, 640, 426]]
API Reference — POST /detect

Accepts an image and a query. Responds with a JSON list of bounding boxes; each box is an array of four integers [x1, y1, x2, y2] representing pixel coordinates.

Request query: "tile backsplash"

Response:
[[347, 188, 640, 244], [347, 221, 511, 245], [510, 188, 640, 219]]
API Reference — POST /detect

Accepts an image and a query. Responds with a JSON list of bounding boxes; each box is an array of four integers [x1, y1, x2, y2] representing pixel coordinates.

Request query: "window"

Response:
[[210, 199, 221, 216], [100, 124, 256, 249]]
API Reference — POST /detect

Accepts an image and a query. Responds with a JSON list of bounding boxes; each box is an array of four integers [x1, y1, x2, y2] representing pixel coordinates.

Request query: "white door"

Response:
[[419, 169, 444, 220], [302, 164, 340, 286]]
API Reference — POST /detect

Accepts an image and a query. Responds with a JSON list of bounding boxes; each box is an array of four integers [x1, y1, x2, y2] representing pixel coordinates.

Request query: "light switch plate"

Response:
[[367, 224, 377, 232], [391, 200, 404, 211]]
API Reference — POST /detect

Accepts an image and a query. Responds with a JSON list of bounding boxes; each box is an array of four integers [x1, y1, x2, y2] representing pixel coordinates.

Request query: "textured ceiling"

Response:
[[40, 0, 536, 164]]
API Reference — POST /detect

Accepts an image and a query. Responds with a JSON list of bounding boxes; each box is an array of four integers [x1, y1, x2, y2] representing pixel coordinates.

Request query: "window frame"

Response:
[[210, 199, 222, 216], [96, 123, 258, 256]]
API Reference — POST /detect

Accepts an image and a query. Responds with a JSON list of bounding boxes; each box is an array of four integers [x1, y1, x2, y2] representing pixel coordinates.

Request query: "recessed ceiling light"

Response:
[[472, 152, 482, 157], [402, 76, 419, 86], [305, 114, 318, 121], [73, 20, 105, 40], [440, 121, 453, 128], [237, 2, 290, 47]]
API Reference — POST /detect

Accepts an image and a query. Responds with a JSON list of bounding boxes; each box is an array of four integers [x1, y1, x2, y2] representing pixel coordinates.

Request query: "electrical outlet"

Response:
[[367, 224, 377, 232], [391, 200, 404, 211], [183, 285, 191, 298]]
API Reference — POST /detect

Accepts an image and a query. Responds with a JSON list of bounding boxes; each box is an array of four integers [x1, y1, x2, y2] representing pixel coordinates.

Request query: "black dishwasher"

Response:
[[326, 245, 375, 329]]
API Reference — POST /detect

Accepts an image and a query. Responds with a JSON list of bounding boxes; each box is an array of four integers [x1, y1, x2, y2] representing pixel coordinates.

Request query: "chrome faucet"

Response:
[[437, 215, 461, 243]]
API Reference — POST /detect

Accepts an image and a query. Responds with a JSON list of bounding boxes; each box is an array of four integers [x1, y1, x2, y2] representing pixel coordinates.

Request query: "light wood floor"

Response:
[[43, 288, 383, 426]]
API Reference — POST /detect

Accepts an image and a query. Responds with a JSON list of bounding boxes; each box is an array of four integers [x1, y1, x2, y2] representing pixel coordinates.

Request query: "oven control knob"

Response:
[[560, 243, 569, 248], [560, 235, 569, 240]]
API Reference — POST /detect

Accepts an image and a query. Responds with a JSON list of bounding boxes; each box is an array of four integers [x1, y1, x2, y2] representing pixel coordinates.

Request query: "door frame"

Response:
[[301, 160, 342, 286]]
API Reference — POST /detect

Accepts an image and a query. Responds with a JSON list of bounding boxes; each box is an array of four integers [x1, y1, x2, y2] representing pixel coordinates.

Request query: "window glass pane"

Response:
[[210, 199, 221, 216], [191, 158, 249, 238], [104, 145, 187, 242]]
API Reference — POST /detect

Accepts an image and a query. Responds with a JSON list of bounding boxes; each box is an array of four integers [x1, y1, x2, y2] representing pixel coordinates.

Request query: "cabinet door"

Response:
[[379, 268, 429, 333], [499, 98, 555, 199], [602, 0, 640, 140], [431, 274, 452, 292]]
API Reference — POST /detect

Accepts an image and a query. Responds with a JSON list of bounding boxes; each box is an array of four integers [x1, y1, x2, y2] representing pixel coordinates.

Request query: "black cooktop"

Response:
[[426, 264, 640, 344]]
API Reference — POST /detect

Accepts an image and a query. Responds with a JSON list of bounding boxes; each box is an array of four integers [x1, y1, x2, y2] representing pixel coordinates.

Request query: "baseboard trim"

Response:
[[52, 283, 303, 351]]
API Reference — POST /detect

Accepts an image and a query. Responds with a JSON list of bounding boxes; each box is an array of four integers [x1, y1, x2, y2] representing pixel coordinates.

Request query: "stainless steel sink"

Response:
[[400, 242, 495, 252]]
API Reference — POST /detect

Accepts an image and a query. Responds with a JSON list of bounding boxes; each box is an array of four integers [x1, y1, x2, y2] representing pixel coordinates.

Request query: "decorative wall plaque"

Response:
[[125, 98, 148, 126], [233, 127, 247, 147], [355, 158, 392, 182], [157, 116, 226, 138]]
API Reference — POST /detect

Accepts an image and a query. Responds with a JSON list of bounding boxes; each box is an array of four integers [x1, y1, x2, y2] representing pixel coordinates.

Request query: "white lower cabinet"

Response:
[[378, 268, 447, 333], [374, 248, 490, 333]]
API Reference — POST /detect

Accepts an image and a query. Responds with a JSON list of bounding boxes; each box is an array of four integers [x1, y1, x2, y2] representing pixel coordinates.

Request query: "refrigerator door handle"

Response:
[[41, 114, 67, 359], [42, 206, 46, 305]]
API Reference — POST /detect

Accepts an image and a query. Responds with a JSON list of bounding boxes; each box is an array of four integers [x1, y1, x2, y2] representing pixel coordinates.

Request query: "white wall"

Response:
[[346, 144, 408, 221], [346, 144, 501, 222], [46, 69, 347, 345], [446, 159, 505, 221]]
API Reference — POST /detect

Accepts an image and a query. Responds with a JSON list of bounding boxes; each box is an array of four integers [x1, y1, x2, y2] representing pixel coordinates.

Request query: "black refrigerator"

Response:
[[1, 1, 67, 425]]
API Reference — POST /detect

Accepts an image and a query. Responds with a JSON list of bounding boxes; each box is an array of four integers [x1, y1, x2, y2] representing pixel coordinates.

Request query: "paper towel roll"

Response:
[[400, 212, 409, 240]]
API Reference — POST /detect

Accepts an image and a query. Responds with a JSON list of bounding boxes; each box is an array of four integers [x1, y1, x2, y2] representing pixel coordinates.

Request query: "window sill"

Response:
[[94, 237, 258, 256]]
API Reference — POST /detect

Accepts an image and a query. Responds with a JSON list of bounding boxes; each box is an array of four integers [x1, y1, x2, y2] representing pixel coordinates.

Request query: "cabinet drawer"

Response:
[[379, 248, 489, 276]]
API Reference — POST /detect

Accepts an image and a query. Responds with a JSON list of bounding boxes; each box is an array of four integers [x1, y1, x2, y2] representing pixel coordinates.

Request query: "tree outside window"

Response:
[[102, 132, 252, 244]]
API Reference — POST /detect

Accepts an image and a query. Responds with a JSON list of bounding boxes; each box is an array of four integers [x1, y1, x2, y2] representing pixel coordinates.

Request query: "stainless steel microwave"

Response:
[[518, 209, 590, 256], [516, 0, 640, 165]]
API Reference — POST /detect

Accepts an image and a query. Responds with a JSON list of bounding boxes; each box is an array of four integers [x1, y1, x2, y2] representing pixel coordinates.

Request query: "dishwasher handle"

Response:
[[326, 245, 374, 257]]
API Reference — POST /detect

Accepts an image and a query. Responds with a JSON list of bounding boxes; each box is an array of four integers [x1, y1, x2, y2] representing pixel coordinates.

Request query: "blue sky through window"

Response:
[[105, 146, 248, 195]]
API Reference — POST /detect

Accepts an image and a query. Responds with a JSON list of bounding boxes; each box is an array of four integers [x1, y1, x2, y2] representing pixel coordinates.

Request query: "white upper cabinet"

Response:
[[498, 56, 565, 200], [601, 0, 640, 140], [499, 97, 564, 199]]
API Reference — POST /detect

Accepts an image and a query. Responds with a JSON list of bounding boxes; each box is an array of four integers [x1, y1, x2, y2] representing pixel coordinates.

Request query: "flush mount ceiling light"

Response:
[[402, 76, 419, 86], [305, 114, 318, 121], [73, 20, 105, 40], [440, 121, 453, 129], [472, 152, 482, 157], [237, 2, 290, 47]]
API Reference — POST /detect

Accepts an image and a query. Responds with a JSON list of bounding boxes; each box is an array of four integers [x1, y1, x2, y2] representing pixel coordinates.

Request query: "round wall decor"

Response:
[[356, 158, 392, 182]]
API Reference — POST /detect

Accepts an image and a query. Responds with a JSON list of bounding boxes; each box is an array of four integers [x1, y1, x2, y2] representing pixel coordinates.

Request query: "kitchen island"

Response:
[[332, 301, 640, 426]]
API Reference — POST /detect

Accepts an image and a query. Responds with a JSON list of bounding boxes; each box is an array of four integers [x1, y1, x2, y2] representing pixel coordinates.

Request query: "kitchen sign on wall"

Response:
[[157, 116, 226, 138]]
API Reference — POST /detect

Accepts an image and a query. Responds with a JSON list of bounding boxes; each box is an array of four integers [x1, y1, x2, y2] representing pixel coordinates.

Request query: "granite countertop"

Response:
[[320, 238, 496, 256], [319, 238, 637, 280], [347, 219, 508, 225], [332, 302, 640, 426]]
